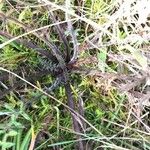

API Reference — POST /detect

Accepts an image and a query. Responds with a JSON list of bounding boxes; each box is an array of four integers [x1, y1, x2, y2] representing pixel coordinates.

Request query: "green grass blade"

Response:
[[20, 128, 31, 150]]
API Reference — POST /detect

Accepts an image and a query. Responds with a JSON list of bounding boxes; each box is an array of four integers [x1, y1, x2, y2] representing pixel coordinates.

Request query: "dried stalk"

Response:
[[47, 9, 70, 62], [64, 82, 84, 150], [65, 0, 79, 63]]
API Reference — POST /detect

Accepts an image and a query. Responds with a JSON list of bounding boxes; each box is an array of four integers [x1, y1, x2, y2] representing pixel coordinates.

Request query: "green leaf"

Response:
[[18, 8, 28, 21], [20, 128, 31, 150], [97, 49, 107, 72], [95, 109, 104, 117], [0, 112, 11, 116], [21, 113, 31, 121], [0, 130, 5, 135], [0, 0, 4, 11], [18, 7, 32, 22], [0, 141, 15, 149], [0, 36, 21, 50], [4, 104, 14, 112], [7, 130, 17, 137], [16, 129, 23, 150]]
